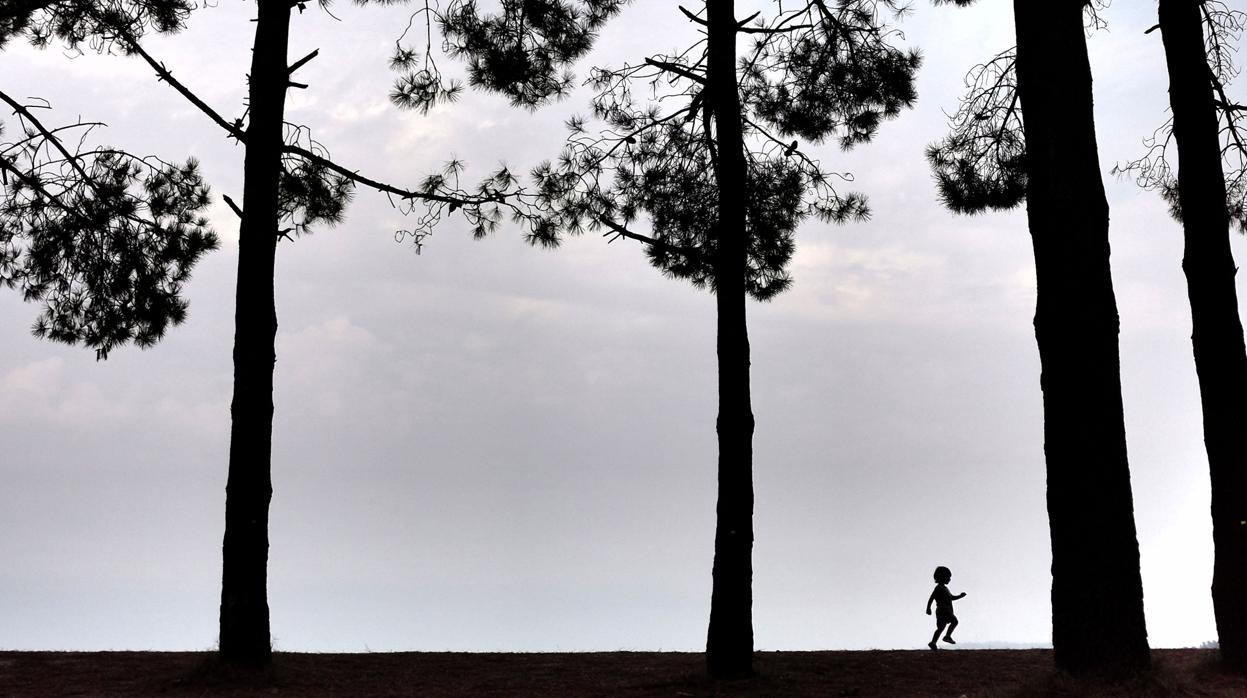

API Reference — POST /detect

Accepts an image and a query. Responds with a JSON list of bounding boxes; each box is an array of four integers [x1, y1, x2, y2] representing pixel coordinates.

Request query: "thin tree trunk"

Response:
[[219, 0, 291, 665], [1012, 0, 1150, 676], [1159, 0, 1247, 673], [704, 0, 755, 679]]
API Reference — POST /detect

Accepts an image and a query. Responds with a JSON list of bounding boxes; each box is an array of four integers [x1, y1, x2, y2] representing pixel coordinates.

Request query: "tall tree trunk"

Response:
[[219, 0, 291, 665], [704, 0, 755, 679], [1158, 0, 1247, 673], [1012, 0, 1150, 676]]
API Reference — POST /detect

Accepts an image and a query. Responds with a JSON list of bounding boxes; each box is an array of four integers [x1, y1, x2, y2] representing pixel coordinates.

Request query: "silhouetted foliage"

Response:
[[925, 48, 1025, 214], [0, 91, 217, 358], [423, 0, 919, 678], [385, 0, 626, 112], [926, 1, 1109, 215], [1, 0, 219, 358], [516, 1, 918, 300], [1115, 3, 1247, 232], [0, 0, 191, 50]]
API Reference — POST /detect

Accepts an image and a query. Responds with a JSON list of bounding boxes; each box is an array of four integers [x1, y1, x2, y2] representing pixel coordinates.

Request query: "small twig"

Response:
[[644, 58, 705, 84], [0, 90, 93, 184], [0, 150, 96, 228], [222, 194, 243, 218], [597, 216, 705, 262], [678, 5, 707, 25], [287, 49, 319, 75], [736, 11, 761, 28]]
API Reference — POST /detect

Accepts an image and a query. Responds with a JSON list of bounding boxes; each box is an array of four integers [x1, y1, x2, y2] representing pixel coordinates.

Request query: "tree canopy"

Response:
[[1116, 2, 1247, 231], [0, 90, 217, 358], [457, 0, 925, 300]]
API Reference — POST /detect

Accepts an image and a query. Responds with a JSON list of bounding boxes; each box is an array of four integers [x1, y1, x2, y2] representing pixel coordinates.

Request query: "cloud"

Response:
[[503, 295, 571, 323], [2, 357, 64, 395], [780, 240, 948, 322], [327, 100, 390, 127], [0, 356, 229, 441], [274, 315, 383, 416], [0, 358, 133, 428]]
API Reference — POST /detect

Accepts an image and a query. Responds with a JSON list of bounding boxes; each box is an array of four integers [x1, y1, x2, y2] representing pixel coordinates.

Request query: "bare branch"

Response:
[[678, 5, 707, 26], [598, 215, 705, 261], [288, 48, 319, 75], [119, 33, 246, 142], [223, 193, 243, 218], [644, 57, 706, 85], [284, 143, 507, 207]]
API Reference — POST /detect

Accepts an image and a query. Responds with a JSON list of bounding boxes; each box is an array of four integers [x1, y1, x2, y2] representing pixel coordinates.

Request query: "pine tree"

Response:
[[1, 4, 217, 358], [431, 0, 919, 677], [927, 0, 1150, 676], [7, 0, 554, 665], [1117, 0, 1247, 673]]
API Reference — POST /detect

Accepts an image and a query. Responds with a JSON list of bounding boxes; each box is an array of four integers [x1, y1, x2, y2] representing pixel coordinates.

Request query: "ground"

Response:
[[0, 649, 1244, 696]]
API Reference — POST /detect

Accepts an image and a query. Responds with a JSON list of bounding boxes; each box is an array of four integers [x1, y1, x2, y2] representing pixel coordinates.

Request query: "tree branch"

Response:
[[678, 5, 707, 25], [1210, 71, 1247, 162], [118, 34, 247, 142], [222, 193, 243, 218], [0, 150, 95, 228], [596, 215, 705, 262], [644, 57, 705, 84], [0, 89, 93, 184], [288, 49, 318, 75], [736, 10, 761, 28], [738, 22, 814, 34], [283, 143, 508, 207]]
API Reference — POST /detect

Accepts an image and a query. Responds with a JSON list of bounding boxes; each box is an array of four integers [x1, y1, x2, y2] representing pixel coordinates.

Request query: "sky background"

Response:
[[0, 0, 1238, 652]]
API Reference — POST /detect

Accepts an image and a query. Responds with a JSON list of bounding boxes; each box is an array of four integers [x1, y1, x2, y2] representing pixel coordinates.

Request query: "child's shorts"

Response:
[[936, 610, 956, 626]]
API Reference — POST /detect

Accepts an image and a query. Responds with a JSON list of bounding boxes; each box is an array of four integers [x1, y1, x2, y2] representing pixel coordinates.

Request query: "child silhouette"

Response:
[[926, 565, 966, 650]]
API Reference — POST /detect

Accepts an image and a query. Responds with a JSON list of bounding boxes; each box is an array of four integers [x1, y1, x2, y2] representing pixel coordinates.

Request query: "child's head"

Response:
[[934, 566, 952, 584]]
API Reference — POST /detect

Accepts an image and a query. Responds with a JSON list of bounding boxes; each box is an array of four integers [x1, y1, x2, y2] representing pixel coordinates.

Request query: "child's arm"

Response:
[[954, 592, 967, 600], [926, 589, 935, 615]]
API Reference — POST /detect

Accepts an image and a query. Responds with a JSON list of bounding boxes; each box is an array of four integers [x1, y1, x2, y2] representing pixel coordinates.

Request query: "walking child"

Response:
[[925, 565, 966, 650]]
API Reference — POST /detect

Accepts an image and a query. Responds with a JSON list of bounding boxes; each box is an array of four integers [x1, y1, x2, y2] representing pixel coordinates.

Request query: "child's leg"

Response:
[[930, 622, 946, 649], [943, 618, 959, 642]]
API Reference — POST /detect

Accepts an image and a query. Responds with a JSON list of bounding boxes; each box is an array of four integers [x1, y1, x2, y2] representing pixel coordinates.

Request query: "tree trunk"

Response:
[[219, 0, 291, 665], [1158, 0, 1247, 673], [704, 0, 755, 679], [1012, 0, 1150, 676]]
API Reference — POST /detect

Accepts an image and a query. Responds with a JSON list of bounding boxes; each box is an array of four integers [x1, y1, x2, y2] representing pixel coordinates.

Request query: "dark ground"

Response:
[[0, 649, 1244, 696]]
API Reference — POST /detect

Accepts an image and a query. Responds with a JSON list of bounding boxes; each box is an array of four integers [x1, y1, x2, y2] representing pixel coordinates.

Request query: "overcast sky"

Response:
[[0, 0, 1239, 653]]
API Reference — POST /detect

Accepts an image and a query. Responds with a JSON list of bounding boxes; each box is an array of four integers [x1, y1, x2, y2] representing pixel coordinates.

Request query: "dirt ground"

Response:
[[0, 648, 1244, 697]]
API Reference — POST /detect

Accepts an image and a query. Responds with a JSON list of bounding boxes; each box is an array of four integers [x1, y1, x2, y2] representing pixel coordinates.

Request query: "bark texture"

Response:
[[1159, 0, 1247, 673], [219, 0, 291, 665], [704, 0, 756, 680], [1012, 0, 1150, 676]]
